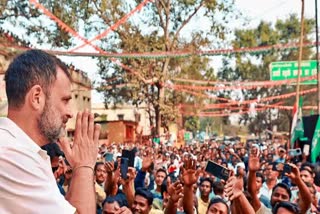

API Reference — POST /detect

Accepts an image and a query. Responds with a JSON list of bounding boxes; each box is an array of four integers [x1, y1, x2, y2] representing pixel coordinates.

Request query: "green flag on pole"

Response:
[[311, 117, 320, 163], [290, 98, 304, 148]]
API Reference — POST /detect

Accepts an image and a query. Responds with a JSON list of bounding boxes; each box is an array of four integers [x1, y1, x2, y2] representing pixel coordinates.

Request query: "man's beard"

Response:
[[38, 101, 65, 143]]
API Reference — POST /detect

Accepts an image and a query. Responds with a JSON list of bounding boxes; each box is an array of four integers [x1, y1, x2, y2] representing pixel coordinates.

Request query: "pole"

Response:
[[296, 0, 305, 105], [316, 0, 320, 114]]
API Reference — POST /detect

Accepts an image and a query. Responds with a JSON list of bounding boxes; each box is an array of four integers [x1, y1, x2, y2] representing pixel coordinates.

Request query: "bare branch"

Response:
[[155, 0, 165, 31], [170, 0, 205, 50]]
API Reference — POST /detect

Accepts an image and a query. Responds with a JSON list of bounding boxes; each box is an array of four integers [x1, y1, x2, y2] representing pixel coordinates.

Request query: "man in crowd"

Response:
[[102, 195, 131, 214], [198, 178, 213, 214], [275, 146, 286, 164], [259, 162, 279, 200], [0, 50, 101, 213], [132, 188, 154, 214], [95, 162, 107, 212], [272, 201, 300, 214], [212, 181, 225, 199], [151, 169, 168, 200], [255, 172, 271, 208]]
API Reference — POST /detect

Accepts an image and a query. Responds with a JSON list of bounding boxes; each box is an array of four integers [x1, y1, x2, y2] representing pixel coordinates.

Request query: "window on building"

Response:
[[118, 114, 124, 120], [135, 113, 141, 122]]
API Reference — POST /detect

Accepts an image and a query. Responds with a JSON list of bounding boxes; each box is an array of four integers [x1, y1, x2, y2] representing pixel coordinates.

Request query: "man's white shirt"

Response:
[[0, 117, 76, 214]]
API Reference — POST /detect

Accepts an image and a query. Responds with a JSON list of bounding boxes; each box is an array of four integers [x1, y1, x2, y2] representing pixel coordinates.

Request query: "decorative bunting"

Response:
[[70, 0, 153, 52], [167, 75, 317, 91], [29, 0, 147, 83], [172, 75, 317, 85], [1, 37, 318, 60]]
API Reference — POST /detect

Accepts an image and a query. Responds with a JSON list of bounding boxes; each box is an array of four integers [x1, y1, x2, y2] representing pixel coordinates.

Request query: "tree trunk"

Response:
[[156, 85, 164, 135]]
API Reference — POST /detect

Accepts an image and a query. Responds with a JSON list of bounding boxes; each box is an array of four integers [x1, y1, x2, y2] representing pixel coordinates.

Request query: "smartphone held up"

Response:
[[205, 160, 230, 181]]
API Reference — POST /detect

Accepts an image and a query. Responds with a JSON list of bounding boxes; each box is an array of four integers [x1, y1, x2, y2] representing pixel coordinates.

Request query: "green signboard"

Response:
[[270, 60, 318, 84], [184, 132, 190, 141]]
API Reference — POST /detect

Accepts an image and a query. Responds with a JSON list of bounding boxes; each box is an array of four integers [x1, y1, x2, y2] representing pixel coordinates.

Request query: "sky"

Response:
[[57, 0, 318, 104], [235, 0, 316, 24]]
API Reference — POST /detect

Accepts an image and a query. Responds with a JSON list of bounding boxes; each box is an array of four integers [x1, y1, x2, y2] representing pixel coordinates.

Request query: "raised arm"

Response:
[[121, 167, 136, 208], [182, 158, 200, 214], [165, 180, 184, 214], [286, 163, 313, 214], [104, 161, 114, 195], [59, 111, 101, 214], [225, 175, 255, 214], [247, 146, 262, 212], [134, 152, 153, 189]]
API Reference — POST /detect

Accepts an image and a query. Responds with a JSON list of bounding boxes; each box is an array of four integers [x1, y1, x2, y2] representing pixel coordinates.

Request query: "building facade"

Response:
[[92, 103, 152, 145]]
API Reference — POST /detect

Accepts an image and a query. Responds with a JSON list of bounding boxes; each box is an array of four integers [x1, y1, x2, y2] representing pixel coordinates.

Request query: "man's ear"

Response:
[[27, 85, 45, 110]]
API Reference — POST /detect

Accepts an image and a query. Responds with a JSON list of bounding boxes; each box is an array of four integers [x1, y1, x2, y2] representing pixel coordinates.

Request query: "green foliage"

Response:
[[94, 0, 236, 134], [218, 14, 316, 134], [184, 116, 200, 134], [0, 0, 237, 134]]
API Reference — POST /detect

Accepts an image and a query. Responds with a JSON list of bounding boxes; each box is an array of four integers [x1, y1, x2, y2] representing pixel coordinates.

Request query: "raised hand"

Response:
[[105, 161, 115, 174], [224, 175, 243, 201], [115, 206, 132, 214], [120, 167, 136, 185], [110, 164, 121, 196], [181, 157, 200, 187], [141, 151, 153, 172], [167, 179, 184, 204], [58, 110, 101, 168], [284, 163, 300, 184], [248, 146, 260, 172]]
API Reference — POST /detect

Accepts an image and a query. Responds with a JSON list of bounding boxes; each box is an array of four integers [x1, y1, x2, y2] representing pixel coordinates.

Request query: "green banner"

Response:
[[270, 60, 318, 84], [311, 117, 320, 163]]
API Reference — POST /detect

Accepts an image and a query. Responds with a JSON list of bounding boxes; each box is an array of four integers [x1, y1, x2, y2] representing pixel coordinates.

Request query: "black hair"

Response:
[[132, 147, 138, 154], [272, 201, 300, 214], [208, 197, 229, 214], [199, 177, 213, 189], [5, 49, 71, 108], [41, 143, 64, 159], [301, 162, 314, 169], [272, 183, 292, 199], [102, 194, 128, 208], [300, 162, 315, 176], [212, 181, 224, 196], [135, 187, 154, 206], [256, 172, 265, 183], [94, 162, 105, 172], [300, 167, 314, 177], [156, 168, 167, 176], [160, 178, 168, 197]]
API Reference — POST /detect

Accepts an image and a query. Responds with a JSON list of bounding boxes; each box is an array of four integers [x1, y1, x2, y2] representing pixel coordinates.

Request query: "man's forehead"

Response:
[[274, 187, 289, 195], [135, 195, 148, 202]]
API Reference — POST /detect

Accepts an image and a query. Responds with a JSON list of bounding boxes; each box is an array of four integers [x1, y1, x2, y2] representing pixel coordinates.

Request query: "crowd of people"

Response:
[[48, 139, 320, 214], [1, 50, 320, 214]]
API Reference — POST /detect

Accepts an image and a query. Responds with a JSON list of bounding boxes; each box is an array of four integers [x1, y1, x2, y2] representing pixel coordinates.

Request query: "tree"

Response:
[[217, 14, 315, 134], [184, 116, 200, 137], [0, 0, 92, 47], [94, 0, 237, 134], [0, 0, 237, 135]]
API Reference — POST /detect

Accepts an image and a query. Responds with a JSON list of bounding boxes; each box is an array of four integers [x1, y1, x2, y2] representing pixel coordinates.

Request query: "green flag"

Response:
[[311, 117, 320, 163], [290, 98, 304, 147]]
